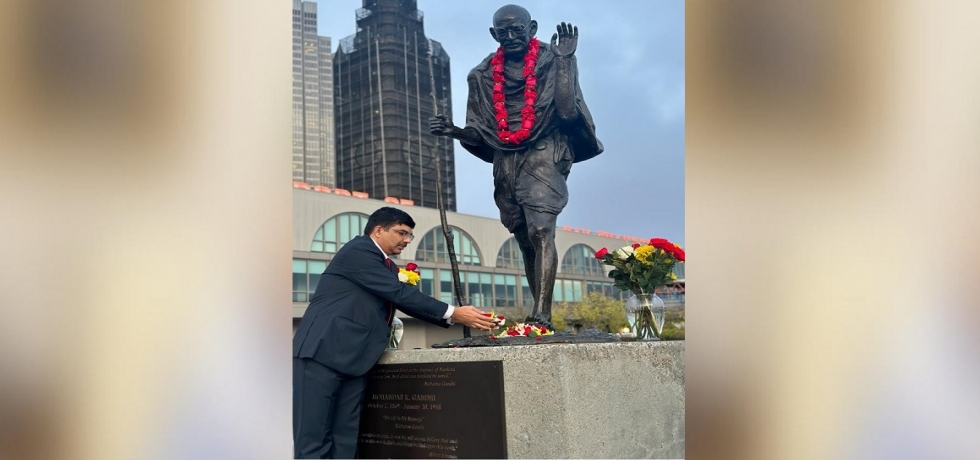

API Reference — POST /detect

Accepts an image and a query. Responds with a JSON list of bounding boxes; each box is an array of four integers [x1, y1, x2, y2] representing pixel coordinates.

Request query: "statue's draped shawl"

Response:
[[460, 43, 603, 163]]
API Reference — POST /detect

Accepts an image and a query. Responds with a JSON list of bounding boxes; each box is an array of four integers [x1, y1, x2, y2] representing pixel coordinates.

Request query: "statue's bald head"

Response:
[[492, 4, 531, 26], [490, 4, 537, 58]]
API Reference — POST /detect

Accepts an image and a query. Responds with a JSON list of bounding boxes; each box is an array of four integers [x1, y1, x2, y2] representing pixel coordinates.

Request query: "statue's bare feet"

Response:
[[524, 314, 555, 332]]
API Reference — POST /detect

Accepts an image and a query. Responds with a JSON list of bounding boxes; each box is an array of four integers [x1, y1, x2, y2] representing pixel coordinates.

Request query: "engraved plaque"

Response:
[[357, 361, 507, 459]]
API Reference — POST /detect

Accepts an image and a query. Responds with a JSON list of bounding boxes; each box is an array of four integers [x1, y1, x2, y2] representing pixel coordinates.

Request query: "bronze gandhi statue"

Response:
[[430, 4, 603, 328]]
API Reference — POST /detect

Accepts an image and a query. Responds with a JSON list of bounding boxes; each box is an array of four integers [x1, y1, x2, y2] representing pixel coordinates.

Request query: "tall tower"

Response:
[[334, 0, 455, 210], [292, 0, 335, 187]]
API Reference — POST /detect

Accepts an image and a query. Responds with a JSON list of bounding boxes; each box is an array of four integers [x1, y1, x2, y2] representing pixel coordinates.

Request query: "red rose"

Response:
[[673, 247, 685, 261], [527, 76, 537, 86], [632, 243, 640, 249], [659, 243, 677, 257], [507, 330, 518, 336], [405, 262, 418, 271], [521, 119, 534, 129], [595, 247, 609, 259], [650, 238, 670, 250], [493, 83, 503, 92], [497, 315, 505, 320]]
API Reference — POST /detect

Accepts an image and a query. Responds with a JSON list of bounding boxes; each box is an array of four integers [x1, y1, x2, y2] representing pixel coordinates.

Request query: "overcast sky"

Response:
[[315, 0, 685, 245]]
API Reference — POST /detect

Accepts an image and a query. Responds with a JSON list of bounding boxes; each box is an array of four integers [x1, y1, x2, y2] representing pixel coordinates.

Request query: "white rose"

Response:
[[397, 272, 408, 283], [613, 245, 635, 260]]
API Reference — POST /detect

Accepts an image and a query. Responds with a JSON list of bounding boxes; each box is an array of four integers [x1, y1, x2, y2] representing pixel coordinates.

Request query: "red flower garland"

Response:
[[490, 37, 540, 145]]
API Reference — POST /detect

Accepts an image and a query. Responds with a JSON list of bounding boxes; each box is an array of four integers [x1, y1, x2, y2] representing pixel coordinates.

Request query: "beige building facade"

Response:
[[292, 188, 683, 349]]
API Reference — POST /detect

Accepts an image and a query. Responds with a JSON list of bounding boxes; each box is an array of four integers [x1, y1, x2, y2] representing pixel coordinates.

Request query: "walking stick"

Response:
[[427, 45, 469, 338]]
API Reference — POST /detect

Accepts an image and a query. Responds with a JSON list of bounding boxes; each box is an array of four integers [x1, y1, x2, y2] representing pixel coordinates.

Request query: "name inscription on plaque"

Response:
[[357, 361, 506, 459]]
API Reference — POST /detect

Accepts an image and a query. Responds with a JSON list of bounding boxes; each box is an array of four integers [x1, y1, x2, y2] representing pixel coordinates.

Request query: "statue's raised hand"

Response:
[[429, 114, 455, 137], [550, 22, 578, 57]]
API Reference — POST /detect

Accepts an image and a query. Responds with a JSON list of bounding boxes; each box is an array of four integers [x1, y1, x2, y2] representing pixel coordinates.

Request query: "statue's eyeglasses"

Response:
[[494, 23, 528, 38]]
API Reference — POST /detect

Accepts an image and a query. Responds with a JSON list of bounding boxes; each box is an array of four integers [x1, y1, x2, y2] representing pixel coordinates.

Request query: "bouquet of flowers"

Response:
[[595, 238, 685, 339]]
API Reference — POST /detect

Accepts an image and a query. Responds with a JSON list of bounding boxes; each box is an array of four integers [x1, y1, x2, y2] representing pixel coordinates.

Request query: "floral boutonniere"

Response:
[[397, 262, 421, 286]]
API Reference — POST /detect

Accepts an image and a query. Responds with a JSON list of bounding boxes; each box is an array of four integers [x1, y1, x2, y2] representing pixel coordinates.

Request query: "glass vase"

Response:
[[624, 290, 665, 340], [387, 316, 404, 350]]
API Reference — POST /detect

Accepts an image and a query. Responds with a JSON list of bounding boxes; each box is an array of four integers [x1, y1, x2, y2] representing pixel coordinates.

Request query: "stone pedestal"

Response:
[[379, 341, 685, 459]]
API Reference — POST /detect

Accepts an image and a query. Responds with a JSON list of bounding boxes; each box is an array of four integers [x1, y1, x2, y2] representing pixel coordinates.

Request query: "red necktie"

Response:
[[385, 258, 394, 325]]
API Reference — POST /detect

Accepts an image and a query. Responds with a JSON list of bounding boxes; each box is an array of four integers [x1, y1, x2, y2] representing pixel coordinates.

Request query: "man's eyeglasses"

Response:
[[392, 229, 415, 241], [494, 23, 528, 38]]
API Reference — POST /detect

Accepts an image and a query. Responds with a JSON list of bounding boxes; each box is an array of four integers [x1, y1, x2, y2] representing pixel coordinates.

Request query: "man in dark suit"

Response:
[[293, 207, 495, 459]]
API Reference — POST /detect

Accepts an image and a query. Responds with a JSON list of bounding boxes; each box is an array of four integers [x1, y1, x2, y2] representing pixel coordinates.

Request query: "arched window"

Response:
[[560, 244, 604, 276], [311, 212, 370, 253], [415, 226, 482, 265], [495, 237, 525, 270]]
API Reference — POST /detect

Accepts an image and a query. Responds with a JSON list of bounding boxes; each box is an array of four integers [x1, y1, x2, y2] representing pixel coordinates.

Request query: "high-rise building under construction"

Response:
[[334, 0, 455, 211]]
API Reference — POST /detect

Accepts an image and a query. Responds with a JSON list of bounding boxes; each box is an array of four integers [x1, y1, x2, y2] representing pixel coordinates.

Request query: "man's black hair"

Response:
[[363, 207, 416, 235]]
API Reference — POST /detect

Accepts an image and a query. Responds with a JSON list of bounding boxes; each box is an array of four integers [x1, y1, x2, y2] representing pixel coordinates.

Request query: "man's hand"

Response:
[[550, 22, 578, 57], [429, 114, 455, 137], [451, 306, 496, 331]]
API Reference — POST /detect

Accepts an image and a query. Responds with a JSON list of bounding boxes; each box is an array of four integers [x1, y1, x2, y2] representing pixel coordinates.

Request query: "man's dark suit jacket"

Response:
[[293, 234, 451, 376]]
